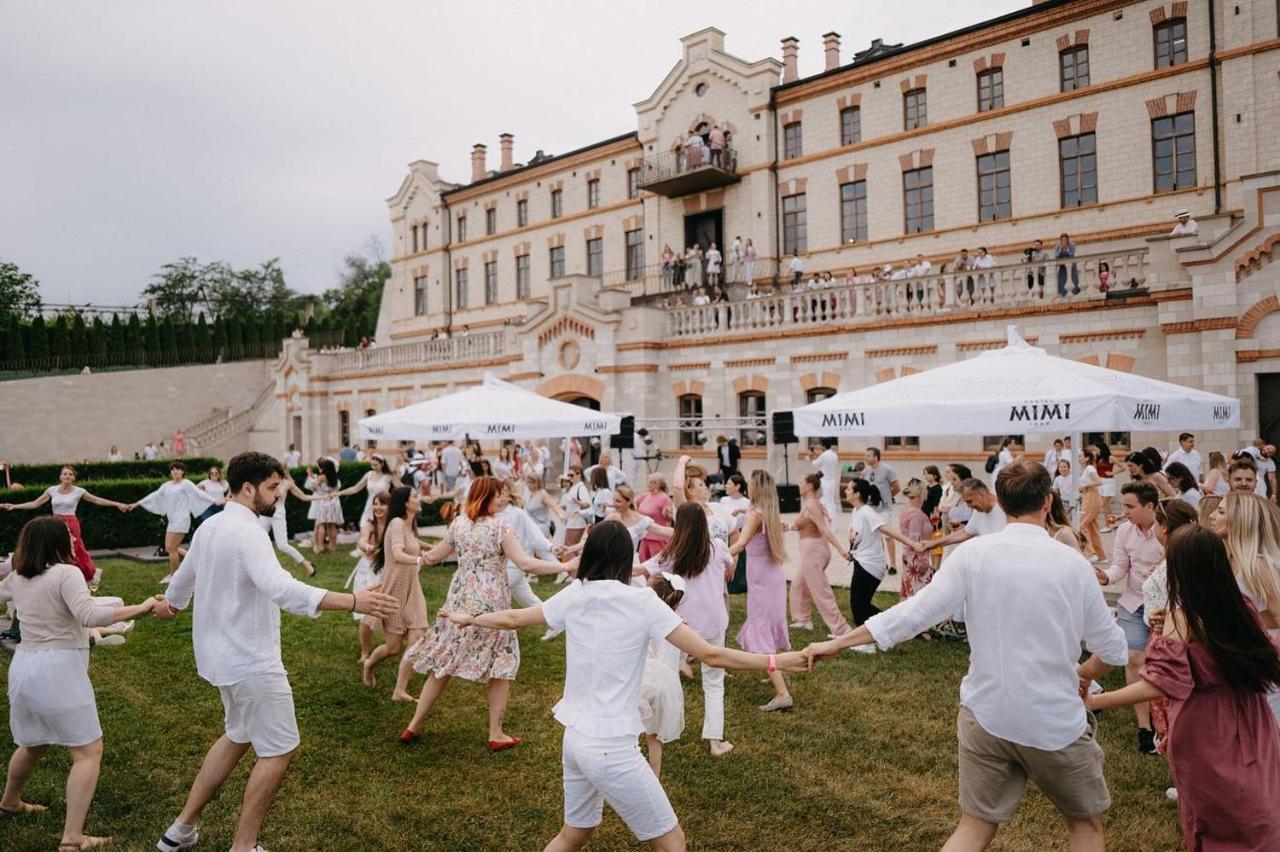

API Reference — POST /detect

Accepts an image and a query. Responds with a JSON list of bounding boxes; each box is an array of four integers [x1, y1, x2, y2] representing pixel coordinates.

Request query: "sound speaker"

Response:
[[771, 410, 797, 445], [776, 484, 801, 513], [609, 415, 635, 449]]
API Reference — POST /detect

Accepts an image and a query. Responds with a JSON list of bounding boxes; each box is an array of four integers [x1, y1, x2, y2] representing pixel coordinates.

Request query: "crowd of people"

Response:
[[1, 425, 1278, 850]]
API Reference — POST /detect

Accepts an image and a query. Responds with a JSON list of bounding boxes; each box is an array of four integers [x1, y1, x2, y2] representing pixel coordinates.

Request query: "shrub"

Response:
[[3, 457, 225, 486]]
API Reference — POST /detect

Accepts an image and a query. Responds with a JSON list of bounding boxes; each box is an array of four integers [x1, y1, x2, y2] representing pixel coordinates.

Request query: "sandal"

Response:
[[0, 801, 46, 816], [59, 836, 112, 850]]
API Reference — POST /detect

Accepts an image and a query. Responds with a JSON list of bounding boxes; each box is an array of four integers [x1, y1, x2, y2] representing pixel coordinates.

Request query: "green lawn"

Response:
[[1, 553, 1182, 851]]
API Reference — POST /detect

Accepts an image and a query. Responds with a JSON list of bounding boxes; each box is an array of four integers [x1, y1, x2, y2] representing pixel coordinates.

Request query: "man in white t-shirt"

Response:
[[144, 442, 159, 460], [927, 478, 1008, 549], [440, 441, 464, 490], [1164, 433, 1201, 482], [282, 444, 302, 469]]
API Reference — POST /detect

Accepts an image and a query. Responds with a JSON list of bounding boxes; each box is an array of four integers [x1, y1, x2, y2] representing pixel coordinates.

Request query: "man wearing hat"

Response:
[[1170, 208, 1198, 236]]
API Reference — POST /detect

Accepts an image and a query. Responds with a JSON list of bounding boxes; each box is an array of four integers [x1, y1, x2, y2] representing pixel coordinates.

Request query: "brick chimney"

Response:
[[499, 133, 514, 171], [781, 36, 799, 83], [470, 143, 487, 182], [823, 32, 841, 71]]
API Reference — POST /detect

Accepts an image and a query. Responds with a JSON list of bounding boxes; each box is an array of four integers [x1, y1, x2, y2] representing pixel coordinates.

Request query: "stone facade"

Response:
[[274, 0, 1280, 480]]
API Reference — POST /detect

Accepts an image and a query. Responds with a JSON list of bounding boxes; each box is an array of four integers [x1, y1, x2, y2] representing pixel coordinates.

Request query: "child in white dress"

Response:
[[638, 573, 686, 776]]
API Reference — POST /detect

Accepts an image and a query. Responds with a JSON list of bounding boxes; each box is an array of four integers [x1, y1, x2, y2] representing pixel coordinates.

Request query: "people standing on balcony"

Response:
[[1169, 208, 1199, 236], [708, 124, 725, 168], [661, 244, 674, 290], [1097, 261, 1111, 294], [673, 251, 686, 289], [705, 242, 722, 289], [730, 235, 742, 283], [744, 239, 756, 286], [1055, 233, 1079, 296], [1024, 239, 1049, 293], [974, 247, 995, 303], [952, 248, 974, 305], [789, 251, 804, 288], [684, 130, 703, 170]]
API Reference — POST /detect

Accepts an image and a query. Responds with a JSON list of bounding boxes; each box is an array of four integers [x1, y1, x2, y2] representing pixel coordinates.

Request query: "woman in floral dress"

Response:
[[400, 476, 564, 750], [898, 480, 935, 599]]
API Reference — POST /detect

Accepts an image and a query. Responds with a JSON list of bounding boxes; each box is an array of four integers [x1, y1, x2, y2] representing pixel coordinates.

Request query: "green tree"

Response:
[[125, 314, 144, 364], [50, 315, 70, 365], [176, 319, 196, 363], [1, 316, 26, 364], [226, 316, 244, 351], [108, 314, 126, 365], [144, 315, 161, 365], [142, 257, 209, 321], [27, 316, 49, 360], [69, 313, 89, 365], [212, 316, 229, 356], [0, 261, 43, 326], [91, 316, 109, 364], [195, 314, 211, 361], [244, 315, 262, 351], [320, 242, 389, 342], [209, 258, 300, 319], [160, 316, 179, 362]]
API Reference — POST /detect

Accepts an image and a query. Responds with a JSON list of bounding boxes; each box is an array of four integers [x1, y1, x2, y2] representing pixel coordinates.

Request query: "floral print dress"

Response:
[[412, 514, 519, 682]]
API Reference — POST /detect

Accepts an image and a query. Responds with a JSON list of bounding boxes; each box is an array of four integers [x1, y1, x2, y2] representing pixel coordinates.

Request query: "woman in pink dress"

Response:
[[400, 477, 564, 750], [1088, 526, 1280, 850], [729, 469, 791, 711], [898, 479, 935, 599], [636, 473, 674, 562]]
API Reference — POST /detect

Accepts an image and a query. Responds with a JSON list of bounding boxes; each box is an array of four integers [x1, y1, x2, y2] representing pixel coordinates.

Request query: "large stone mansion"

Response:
[[259, 0, 1280, 476]]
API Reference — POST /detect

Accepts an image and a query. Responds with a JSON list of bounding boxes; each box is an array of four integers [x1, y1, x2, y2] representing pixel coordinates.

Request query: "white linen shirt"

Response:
[[137, 479, 216, 523], [500, 506, 555, 563], [541, 579, 683, 739], [166, 501, 327, 686], [866, 523, 1128, 750], [1165, 447, 1202, 481]]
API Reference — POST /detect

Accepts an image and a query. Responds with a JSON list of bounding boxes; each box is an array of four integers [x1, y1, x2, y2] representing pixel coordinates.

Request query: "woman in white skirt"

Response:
[[336, 453, 395, 526], [440, 520, 809, 850], [0, 516, 158, 850], [638, 574, 686, 777], [350, 490, 391, 665], [305, 458, 345, 553]]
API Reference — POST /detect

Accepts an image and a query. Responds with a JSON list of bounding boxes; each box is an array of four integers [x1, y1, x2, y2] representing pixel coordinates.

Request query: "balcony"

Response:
[[637, 145, 741, 198], [309, 330, 508, 376]]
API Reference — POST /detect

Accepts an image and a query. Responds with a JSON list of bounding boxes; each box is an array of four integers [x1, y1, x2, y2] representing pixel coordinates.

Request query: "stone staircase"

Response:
[[185, 381, 275, 455]]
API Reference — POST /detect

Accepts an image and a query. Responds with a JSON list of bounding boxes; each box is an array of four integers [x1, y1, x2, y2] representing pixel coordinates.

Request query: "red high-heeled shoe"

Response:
[[487, 736, 522, 753], [399, 729, 418, 745]]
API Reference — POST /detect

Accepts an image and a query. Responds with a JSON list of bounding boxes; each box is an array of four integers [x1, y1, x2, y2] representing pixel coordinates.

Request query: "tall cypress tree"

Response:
[[28, 316, 49, 361], [108, 314, 125, 366], [125, 314, 144, 365], [2, 317, 25, 364], [160, 316, 179, 363], [227, 316, 244, 352], [212, 316, 229, 358], [50, 315, 70, 366], [91, 316, 108, 365], [244, 315, 262, 353], [69, 313, 89, 365], [195, 314, 211, 361], [144, 315, 161, 365]]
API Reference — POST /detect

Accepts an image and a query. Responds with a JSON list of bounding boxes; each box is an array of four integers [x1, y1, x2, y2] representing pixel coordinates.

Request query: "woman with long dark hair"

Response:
[[305, 458, 344, 553], [843, 478, 920, 639], [352, 490, 392, 657], [1164, 461, 1202, 509], [336, 453, 395, 526], [1088, 526, 1280, 849], [361, 486, 428, 689], [643, 502, 735, 757], [0, 516, 158, 850], [1126, 450, 1177, 499], [438, 520, 808, 850]]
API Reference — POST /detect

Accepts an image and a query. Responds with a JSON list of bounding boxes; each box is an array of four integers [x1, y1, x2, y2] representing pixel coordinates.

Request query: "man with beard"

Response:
[[153, 451, 396, 852]]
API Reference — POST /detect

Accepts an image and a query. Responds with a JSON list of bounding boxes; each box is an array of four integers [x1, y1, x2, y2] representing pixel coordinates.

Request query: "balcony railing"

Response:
[[310, 331, 507, 375], [666, 247, 1150, 338], [600, 257, 782, 300], [637, 145, 741, 197]]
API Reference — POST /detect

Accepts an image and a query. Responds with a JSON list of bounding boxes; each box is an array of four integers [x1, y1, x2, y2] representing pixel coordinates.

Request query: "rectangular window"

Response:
[[1152, 111, 1196, 192], [1059, 132, 1098, 207], [484, 261, 499, 305], [456, 214, 467, 243], [516, 254, 531, 299], [1154, 18, 1188, 68], [413, 275, 428, 316], [903, 166, 934, 234], [738, 392, 766, 447], [485, 208, 497, 236], [977, 68, 1004, 112], [551, 189, 563, 219], [783, 122, 803, 159], [625, 229, 644, 280], [586, 238, 603, 277], [840, 107, 861, 146], [410, 225, 419, 253], [782, 193, 807, 255], [678, 394, 703, 449], [904, 88, 927, 131], [587, 179, 600, 210], [982, 434, 1024, 452], [885, 436, 921, 450], [517, 198, 528, 227], [977, 150, 1012, 222], [839, 180, 868, 244], [1060, 46, 1090, 91], [339, 410, 350, 447], [626, 168, 640, 200], [549, 246, 565, 279], [454, 268, 468, 309]]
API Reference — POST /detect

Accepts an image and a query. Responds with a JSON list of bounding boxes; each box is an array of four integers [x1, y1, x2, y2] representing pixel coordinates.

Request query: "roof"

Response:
[[773, 0, 1081, 93], [441, 131, 641, 198]]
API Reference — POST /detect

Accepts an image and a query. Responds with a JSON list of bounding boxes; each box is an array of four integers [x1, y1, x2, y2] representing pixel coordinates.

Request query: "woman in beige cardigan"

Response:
[[0, 516, 159, 850]]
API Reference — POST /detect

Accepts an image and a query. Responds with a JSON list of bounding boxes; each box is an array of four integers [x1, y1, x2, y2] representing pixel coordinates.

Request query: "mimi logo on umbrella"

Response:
[[1212, 404, 1233, 423], [583, 420, 608, 431], [1009, 400, 1072, 425], [820, 412, 866, 428], [1132, 401, 1161, 424], [430, 424, 454, 435], [486, 423, 516, 434]]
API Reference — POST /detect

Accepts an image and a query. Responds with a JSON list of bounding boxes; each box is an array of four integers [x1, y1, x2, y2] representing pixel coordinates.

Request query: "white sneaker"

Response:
[[95, 635, 126, 647], [759, 695, 794, 712], [1165, 787, 1178, 802], [789, 621, 814, 631], [157, 821, 199, 850], [849, 644, 877, 654], [541, 627, 563, 641]]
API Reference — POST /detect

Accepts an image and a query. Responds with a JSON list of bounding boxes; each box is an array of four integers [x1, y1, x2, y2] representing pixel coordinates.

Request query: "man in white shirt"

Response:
[[909, 254, 932, 277], [803, 438, 840, 520], [810, 460, 1128, 851], [282, 444, 302, 469], [144, 442, 159, 460], [789, 251, 804, 287], [1169, 208, 1198, 236], [863, 447, 899, 569], [1237, 443, 1277, 498], [926, 479, 1008, 550], [1164, 432, 1201, 482], [153, 452, 395, 852], [440, 441, 464, 490], [1042, 438, 1069, 473]]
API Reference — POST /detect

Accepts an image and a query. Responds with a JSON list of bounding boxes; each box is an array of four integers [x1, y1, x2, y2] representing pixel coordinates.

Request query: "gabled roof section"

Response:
[[635, 28, 781, 119], [386, 160, 454, 213]]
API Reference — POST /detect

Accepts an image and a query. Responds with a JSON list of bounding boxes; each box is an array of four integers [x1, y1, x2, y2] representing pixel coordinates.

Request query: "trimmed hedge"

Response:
[[4, 457, 225, 486], [0, 464, 448, 552]]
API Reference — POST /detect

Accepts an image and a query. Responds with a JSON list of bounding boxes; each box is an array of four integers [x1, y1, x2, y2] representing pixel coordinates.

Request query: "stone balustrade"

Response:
[[310, 331, 507, 376]]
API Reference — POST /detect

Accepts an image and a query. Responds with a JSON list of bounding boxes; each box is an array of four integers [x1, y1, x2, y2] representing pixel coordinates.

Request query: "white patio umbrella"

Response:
[[791, 326, 1240, 437], [358, 372, 624, 442]]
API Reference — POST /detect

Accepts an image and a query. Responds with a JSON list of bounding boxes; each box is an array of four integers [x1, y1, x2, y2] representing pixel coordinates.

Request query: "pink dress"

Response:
[[898, 506, 934, 598], [412, 515, 519, 682], [1141, 629, 1280, 850], [636, 491, 673, 562], [735, 523, 790, 653]]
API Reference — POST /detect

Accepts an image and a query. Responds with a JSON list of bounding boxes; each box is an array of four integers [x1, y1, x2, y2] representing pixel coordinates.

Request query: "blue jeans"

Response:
[[1057, 263, 1079, 296]]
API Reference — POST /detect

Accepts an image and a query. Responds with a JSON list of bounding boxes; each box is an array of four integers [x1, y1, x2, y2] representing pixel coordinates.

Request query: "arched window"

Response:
[[678, 394, 703, 449]]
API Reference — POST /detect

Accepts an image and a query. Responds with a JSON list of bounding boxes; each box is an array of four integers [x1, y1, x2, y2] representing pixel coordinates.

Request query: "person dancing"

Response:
[[399, 476, 565, 750], [351, 492, 391, 661], [304, 458, 344, 553], [336, 453, 395, 526], [129, 461, 218, 584], [361, 486, 430, 690], [260, 475, 319, 577], [0, 516, 158, 852], [636, 474, 675, 562], [437, 520, 809, 851], [786, 472, 851, 637], [2, 465, 129, 586], [151, 452, 395, 852]]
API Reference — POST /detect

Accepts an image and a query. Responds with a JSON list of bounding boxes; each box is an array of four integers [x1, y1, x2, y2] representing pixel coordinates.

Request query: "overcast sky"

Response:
[[2, 0, 1021, 307]]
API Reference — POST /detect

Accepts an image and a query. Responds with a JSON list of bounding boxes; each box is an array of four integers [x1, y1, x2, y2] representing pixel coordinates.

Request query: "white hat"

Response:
[[1173, 208, 1190, 219]]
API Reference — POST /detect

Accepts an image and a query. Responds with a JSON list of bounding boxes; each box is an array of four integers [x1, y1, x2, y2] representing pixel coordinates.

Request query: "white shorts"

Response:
[[217, 672, 300, 757], [166, 514, 192, 535], [561, 727, 677, 841]]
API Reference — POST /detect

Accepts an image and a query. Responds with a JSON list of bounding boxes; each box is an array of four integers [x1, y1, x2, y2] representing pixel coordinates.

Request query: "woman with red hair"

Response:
[[401, 476, 565, 750]]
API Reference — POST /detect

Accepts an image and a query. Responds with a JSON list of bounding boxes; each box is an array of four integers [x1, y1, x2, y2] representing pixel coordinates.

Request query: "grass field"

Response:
[[0, 552, 1183, 851]]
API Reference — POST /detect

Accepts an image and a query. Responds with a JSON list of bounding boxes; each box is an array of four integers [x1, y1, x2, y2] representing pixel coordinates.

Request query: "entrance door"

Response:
[[1259, 374, 1280, 448], [551, 395, 602, 475], [684, 209, 723, 253]]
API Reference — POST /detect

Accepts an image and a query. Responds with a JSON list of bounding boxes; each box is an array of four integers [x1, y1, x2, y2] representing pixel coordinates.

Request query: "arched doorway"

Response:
[[554, 394, 602, 472]]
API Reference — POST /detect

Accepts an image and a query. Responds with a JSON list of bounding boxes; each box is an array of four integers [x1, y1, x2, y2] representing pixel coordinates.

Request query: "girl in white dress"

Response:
[[194, 466, 229, 522], [305, 458, 345, 553], [260, 475, 319, 577], [128, 461, 217, 583], [0, 516, 158, 850], [350, 491, 391, 645], [338, 454, 395, 526], [638, 574, 686, 776]]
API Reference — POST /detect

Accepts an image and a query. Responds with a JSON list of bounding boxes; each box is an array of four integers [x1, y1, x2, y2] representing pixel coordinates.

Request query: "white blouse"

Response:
[[47, 486, 85, 516]]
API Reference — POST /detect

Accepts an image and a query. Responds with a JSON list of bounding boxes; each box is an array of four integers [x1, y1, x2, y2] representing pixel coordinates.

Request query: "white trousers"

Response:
[[699, 634, 726, 741], [260, 513, 306, 565], [820, 482, 839, 525], [507, 566, 541, 608]]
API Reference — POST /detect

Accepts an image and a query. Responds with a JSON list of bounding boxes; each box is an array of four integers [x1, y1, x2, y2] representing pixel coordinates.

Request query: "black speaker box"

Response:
[[771, 410, 797, 445], [776, 484, 801, 513], [609, 415, 636, 449]]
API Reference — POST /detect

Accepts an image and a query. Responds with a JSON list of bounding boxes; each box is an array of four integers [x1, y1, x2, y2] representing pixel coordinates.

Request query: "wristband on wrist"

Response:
[[767, 653, 778, 673], [349, 594, 357, 613]]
